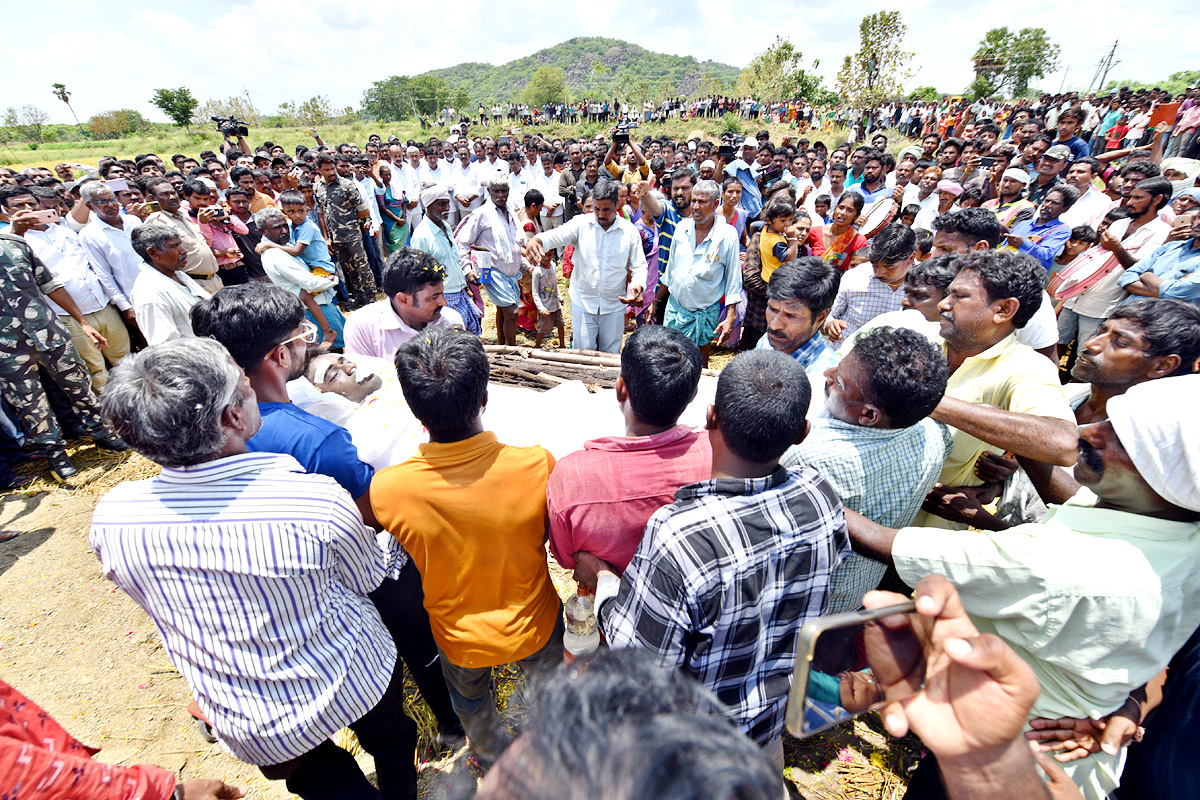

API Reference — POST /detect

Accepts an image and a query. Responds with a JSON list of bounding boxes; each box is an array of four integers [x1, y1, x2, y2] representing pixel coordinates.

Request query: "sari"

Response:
[[811, 225, 867, 271], [380, 185, 408, 252]]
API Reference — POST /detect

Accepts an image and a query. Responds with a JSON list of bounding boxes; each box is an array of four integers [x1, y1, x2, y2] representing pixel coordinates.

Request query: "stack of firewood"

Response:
[[485, 345, 719, 392]]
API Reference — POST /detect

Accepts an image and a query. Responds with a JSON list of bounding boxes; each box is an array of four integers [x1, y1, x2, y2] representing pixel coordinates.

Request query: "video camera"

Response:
[[212, 116, 250, 138], [613, 119, 639, 145]]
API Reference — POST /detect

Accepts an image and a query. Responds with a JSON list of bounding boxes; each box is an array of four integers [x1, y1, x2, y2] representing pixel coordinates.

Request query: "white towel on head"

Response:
[[1106, 374, 1200, 512]]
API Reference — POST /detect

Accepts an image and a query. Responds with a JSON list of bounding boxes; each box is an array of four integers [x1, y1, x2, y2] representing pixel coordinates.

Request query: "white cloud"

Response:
[[5, 0, 1193, 124]]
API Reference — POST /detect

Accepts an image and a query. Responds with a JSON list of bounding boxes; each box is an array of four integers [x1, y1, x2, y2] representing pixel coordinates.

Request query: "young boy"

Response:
[[531, 249, 565, 348], [260, 190, 349, 330], [813, 193, 831, 223], [1049, 224, 1099, 283], [372, 327, 562, 766], [594, 349, 849, 768]]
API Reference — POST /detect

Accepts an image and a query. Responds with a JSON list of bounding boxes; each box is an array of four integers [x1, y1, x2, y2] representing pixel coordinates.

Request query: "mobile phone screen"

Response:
[[785, 601, 919, 738]]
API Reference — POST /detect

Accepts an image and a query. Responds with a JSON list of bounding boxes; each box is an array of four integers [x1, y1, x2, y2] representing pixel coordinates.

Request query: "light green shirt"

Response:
[[894, 488, 1200, 799]]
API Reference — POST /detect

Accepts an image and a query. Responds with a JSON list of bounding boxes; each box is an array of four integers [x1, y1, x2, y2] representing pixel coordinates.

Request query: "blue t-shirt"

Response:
[[247, 402, 373, 499], [291, 217, 337, 274]]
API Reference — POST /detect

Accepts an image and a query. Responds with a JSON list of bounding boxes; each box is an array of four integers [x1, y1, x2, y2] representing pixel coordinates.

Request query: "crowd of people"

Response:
[[2, 81, 1200, 800]]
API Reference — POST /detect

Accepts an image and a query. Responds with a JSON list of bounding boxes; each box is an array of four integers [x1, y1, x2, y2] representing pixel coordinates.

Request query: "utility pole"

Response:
[[1089, 40, 1120, 93], [1059, 66, 1070, 94]]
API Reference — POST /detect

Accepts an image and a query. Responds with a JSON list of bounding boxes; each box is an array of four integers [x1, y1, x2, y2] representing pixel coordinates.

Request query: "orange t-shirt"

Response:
[[371, 431, 560, 668]]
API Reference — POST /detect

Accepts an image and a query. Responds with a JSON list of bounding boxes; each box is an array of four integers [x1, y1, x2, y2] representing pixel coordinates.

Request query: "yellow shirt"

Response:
[[759, 231, 786, 281], [915, 333, 1073, 528], [371, 431, 561, 668]]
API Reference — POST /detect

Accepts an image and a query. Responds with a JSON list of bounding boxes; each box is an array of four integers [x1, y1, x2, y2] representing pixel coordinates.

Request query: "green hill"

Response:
[[418, 37, 742, 105]]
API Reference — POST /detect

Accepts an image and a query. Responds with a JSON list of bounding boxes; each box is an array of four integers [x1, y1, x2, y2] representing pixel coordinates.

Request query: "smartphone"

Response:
[[105, 178, 129, 192], [785, 600, 919, 738], [143, 201, 162, 213], [29, 209, 60, 225], [979, 156, 996, 169]]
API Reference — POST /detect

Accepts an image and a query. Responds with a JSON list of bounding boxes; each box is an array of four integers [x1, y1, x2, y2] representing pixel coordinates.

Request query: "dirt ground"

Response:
[[1, 446, 919, 800]]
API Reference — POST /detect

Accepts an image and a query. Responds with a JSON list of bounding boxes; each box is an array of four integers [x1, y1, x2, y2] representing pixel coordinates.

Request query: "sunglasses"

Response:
[[279, 320, 318, 347]]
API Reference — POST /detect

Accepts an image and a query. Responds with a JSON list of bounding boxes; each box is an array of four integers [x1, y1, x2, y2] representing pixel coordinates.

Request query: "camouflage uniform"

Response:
[[315, 176, 376, 303], [0, 233, 106, 455]]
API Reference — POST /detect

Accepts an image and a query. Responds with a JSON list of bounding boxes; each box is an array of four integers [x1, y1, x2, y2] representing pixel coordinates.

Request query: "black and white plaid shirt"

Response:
[[599, 465, 849, 745]]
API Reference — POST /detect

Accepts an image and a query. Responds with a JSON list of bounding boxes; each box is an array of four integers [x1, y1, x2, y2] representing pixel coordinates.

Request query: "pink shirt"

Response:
[[343, 297, 465, 359], [547, 425, 712, 573]]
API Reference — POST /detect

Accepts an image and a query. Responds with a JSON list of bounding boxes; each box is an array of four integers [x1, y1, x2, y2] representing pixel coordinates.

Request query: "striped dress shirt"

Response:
[[89, 452, 397, 766]]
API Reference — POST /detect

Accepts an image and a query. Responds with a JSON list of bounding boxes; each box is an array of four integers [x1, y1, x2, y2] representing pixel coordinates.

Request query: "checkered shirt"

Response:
[[599, 465, 849, 745], [784, 417, 952, 614], [827, 262, 906, 342]]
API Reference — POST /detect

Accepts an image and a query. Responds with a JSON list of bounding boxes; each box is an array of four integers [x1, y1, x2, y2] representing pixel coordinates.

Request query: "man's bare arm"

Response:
[[931, 397, 1077, 466], [844, 509, 899, 565]]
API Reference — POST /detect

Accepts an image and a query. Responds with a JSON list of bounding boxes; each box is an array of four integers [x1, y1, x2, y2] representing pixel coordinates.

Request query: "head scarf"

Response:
[[1002, 168, 1032, 185], [1106, 374, 1200, 512], [936, 180, 963, 196], [420, 184, 450, 209]]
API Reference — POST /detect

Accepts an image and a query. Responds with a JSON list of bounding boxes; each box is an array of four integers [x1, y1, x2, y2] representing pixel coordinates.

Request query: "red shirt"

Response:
[[547, 425, 712, 573], [0, 679, 176, 800]]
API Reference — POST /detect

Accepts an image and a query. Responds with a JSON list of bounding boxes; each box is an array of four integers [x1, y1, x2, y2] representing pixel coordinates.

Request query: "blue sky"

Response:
[[7, 0, 1195, 124]]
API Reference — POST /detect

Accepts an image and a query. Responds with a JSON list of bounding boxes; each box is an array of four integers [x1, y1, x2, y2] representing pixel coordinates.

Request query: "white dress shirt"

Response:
[[536, 214, 649, 315], [261, 248, 337, 304], [22, 224, 110, 316], [1058, 187, 1115, 231], [78, 213, 144, 310], [131, 267, 211, 345]]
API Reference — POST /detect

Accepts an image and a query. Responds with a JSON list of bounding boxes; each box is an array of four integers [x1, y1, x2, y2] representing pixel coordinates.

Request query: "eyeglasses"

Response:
[[279, 320, 318, 347]]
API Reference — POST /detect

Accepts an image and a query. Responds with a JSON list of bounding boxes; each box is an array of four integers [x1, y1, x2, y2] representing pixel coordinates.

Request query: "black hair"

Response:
[[1134, 177, 1174, 211], [956, 249, 1043, 329], [483, 649, 782, 800], [959, 187, 985, 207], [382, 247, 446, 296], [834, 190, 866, 218], [620, 326, 702, 428], [901, 203, 921, 218], [1119, 161, 1161, 180], [189, 282, 306, 371], [906, 252, 959, 291], [762, 196, 795, 222], [939, 137, 964, 155], [766, 256, 840, 313], [915, 231, 934, 257], [181, 179, 209, 199], [932, 208, 1004, 248], [393, 325, 488, 441], [524, 188, 545, 208], [827, 162, 848, 176], [1048, 184, 1080, 209], [670, 169, 696, 187], [1070, 225, 1099, 245], [1108, 299, 1200, 373], [278, 189, 305, 207], [226, 186, 252, 200], [868, 222, 917, 264], [1073, 156, 1102, 177], [229, 165, 253, 183], [714, 351, 810, 463], [591, 181, 617, 204], [851, 327, 949, 428], [0, 184, 33, 209]]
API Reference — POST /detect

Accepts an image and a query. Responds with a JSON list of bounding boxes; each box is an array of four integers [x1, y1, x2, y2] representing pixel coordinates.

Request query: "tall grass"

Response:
[[3, 117, 879, 172]]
